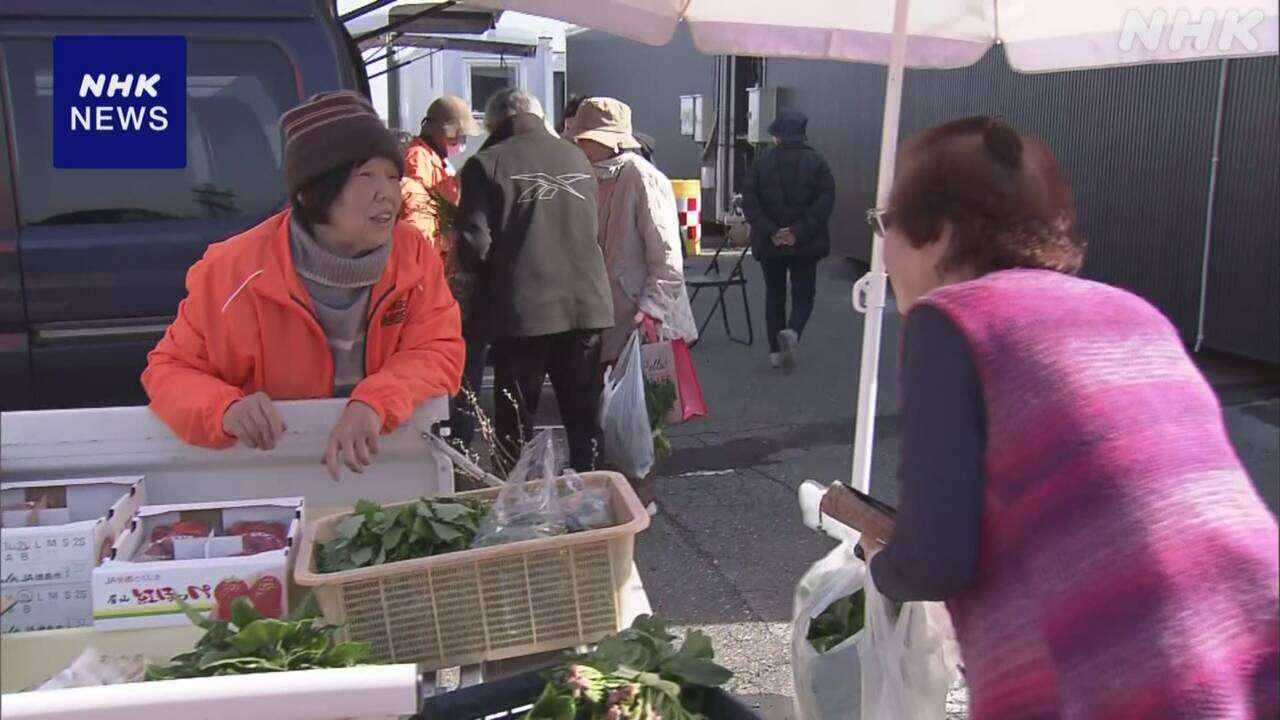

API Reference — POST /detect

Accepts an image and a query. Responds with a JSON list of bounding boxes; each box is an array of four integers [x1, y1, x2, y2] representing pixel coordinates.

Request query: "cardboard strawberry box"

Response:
[[91, 497, 303, 631], [0, 476, 146, 633]]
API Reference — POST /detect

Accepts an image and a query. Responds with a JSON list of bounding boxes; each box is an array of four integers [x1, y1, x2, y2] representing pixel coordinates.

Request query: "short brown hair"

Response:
[[889, 116, 1084, 275]]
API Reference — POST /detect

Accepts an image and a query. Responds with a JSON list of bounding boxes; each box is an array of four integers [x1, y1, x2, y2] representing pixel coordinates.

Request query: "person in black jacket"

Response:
[[455, 89, 614, 471], [741, 108, 836, 369]]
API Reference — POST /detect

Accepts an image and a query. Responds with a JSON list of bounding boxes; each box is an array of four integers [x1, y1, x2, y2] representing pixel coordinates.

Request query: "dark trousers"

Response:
[[762, 256, 819, 352], [492, 330, 603, 472], [449, 331, 489, 449]]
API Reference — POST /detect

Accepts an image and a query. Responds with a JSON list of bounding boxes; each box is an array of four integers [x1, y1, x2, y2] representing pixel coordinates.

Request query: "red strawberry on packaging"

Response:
[[250, 575, 284, 618], [227, 521, 288, 555], [213, 578, 251, 621]]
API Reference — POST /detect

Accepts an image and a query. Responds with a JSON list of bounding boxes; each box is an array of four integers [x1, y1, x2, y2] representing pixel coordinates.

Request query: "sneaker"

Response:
[[769, 352, 784, 369], [778, 329, 799, 367]]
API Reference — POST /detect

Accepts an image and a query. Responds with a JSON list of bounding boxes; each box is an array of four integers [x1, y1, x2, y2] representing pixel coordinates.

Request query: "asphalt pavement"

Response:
[[522, 246, 1279, 719]]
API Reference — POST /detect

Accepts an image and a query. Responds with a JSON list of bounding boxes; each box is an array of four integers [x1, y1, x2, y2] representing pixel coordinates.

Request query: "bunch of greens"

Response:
[[806, 589, 866, 653], [527, 615, 733, 720], [428, 187, 460, 235], [146, 595, 369, 680], [644, 378, 678, 461], [316, 497, 488, 573]]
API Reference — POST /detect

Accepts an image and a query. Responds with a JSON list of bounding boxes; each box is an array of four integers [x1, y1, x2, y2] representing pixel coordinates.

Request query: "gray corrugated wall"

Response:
[[566, 29, 1279, 363], [894, 48, 1223, 350], [1205, 56, 1279, 363], [773, 47, 1277, 361], [566, 25, 714, 183]]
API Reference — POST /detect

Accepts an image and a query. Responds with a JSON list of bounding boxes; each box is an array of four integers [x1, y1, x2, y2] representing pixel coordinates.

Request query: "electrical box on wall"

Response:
[[680, 94, 710, 143], [746, 86, 777, 144]]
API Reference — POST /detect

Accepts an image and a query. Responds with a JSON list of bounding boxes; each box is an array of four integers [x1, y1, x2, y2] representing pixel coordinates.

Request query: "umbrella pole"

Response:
[[850, 0, 910, 492]]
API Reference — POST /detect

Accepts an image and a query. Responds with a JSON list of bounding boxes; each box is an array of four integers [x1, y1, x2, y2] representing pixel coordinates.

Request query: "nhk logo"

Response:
[[53, 35, 186, 169]]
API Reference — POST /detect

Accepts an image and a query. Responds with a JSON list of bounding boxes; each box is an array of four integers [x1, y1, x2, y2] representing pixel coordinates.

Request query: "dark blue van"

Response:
[[0, 0, 367, 410]]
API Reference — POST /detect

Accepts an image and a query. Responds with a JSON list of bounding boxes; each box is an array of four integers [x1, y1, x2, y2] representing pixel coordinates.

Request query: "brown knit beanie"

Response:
[[279, 90, 404, 196]]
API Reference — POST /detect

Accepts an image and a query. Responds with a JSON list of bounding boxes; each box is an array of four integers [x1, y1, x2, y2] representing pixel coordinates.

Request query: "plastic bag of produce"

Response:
[[792, 542, 867, 720], [600, 330, 655, 479], [474, 432, 568, 547], [858, 551, 961, 719], [558, 473, 613, 532]]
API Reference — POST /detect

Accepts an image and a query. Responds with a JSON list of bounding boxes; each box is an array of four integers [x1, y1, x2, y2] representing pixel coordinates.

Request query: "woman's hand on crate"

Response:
[[323, 401, 381, 481], [223, 392, 286, 451]]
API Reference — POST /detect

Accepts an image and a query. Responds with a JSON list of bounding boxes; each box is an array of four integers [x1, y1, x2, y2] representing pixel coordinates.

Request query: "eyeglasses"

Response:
[[866, 207, 895, 237]]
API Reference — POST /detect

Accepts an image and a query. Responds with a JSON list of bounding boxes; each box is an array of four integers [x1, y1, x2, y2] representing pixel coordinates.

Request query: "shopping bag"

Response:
[[858, 552, 961, 719], [792, 542, 867, 720], [600, 330, 656, 479], [639, 319, 707, 424]]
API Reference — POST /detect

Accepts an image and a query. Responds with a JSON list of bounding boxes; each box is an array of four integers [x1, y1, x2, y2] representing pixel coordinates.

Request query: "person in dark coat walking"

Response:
[[455, 89, 614, 471], [741, 108, 835, 369]]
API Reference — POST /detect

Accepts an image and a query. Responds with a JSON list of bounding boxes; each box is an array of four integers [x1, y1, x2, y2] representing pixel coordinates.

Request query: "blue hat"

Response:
[[768, 108, 808, 141]]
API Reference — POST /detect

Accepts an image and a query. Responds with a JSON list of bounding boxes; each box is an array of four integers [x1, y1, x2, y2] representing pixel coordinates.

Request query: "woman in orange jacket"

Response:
[[143, 91, 464, 480]]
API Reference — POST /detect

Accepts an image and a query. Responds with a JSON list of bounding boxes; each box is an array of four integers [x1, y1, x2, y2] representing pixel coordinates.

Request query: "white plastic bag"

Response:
[[792, 542, 867, 720], [600, 330, 655, 479], [858, 552, 961, 719]]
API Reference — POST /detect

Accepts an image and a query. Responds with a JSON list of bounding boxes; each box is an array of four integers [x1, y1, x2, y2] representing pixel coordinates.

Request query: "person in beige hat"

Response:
[[571, 97, 697, 366], [400, 95, 481, 251]]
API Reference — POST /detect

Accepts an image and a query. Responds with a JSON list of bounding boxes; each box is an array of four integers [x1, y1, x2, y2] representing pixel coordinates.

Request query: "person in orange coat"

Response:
[[401, 95, 485, 451], [400, 95, 480, 260], [143, 91, 464, 480]]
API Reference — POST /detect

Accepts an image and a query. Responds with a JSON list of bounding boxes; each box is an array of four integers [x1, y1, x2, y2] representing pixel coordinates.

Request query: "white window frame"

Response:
[[463, 57, 526, 118]]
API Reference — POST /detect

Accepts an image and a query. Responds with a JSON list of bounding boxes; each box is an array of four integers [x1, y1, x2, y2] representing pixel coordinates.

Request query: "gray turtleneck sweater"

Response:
[[289, 218, 391, 397]]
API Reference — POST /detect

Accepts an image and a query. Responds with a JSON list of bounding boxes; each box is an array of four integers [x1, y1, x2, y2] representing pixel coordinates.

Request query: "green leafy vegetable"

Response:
[[145, 595, 370, 680], [427, 187, 460, 234], [316, 496, 488, 573], [644, 378, 678, 461], [526, 615, 733, 720], [806, 589, 866, 653]]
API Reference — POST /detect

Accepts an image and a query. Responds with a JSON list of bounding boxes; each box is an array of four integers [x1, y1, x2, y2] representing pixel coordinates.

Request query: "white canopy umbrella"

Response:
[[464, 0, 1278, 492]]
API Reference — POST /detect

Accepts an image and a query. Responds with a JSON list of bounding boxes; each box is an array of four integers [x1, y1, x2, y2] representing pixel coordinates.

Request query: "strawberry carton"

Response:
[[91, 497, 302, 631], [1, 476, 146, 633]]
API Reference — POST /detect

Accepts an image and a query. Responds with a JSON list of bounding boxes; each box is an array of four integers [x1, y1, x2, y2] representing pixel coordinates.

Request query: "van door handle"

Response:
[[31, 318, 173, 345]]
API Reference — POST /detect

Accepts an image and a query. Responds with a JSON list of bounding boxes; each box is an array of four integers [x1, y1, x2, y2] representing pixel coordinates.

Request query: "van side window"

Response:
[[3, 39, 298, 226]]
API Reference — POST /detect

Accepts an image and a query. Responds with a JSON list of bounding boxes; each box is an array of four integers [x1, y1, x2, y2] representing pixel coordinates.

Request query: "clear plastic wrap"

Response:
[[34, 647, 146, 691], [137, 520, 211, 561], [557, 473, 614, 532], [473, 432, 567, 547], [227, 520, 289, 555]]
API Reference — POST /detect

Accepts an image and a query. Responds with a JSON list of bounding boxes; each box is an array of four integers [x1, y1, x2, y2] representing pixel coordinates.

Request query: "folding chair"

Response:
[[685, 239, 754, 347]]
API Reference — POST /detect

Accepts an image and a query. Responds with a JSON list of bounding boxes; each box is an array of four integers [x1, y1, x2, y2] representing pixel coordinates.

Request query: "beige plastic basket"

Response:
[[294, 472, 649, 670]]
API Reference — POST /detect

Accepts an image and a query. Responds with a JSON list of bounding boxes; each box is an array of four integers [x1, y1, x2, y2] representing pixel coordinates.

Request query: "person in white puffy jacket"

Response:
[[570, 97, 698, 364]]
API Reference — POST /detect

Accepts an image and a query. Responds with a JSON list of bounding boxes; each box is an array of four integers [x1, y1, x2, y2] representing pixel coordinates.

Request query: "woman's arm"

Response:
[[141, 259, 245, 449], [633, 167, 687, 323], [399, 144, 441, 238], [740, 160, 779, 240], [349, 240, 464, 432], [793, 155, 835, 243], [454, 158, 493, 272], [869, 305, 986, 602]]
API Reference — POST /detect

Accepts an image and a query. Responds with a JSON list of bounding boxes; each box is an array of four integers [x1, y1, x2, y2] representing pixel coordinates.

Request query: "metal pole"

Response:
[[850, 0, 910, 492], [385, 35, 401, 129], [1195, 58, 1230, 353]]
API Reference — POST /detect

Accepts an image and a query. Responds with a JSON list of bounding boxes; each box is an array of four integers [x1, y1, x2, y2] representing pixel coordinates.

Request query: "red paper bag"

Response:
[[670, 338, 706, 422], [640, 317, 707, 424]]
